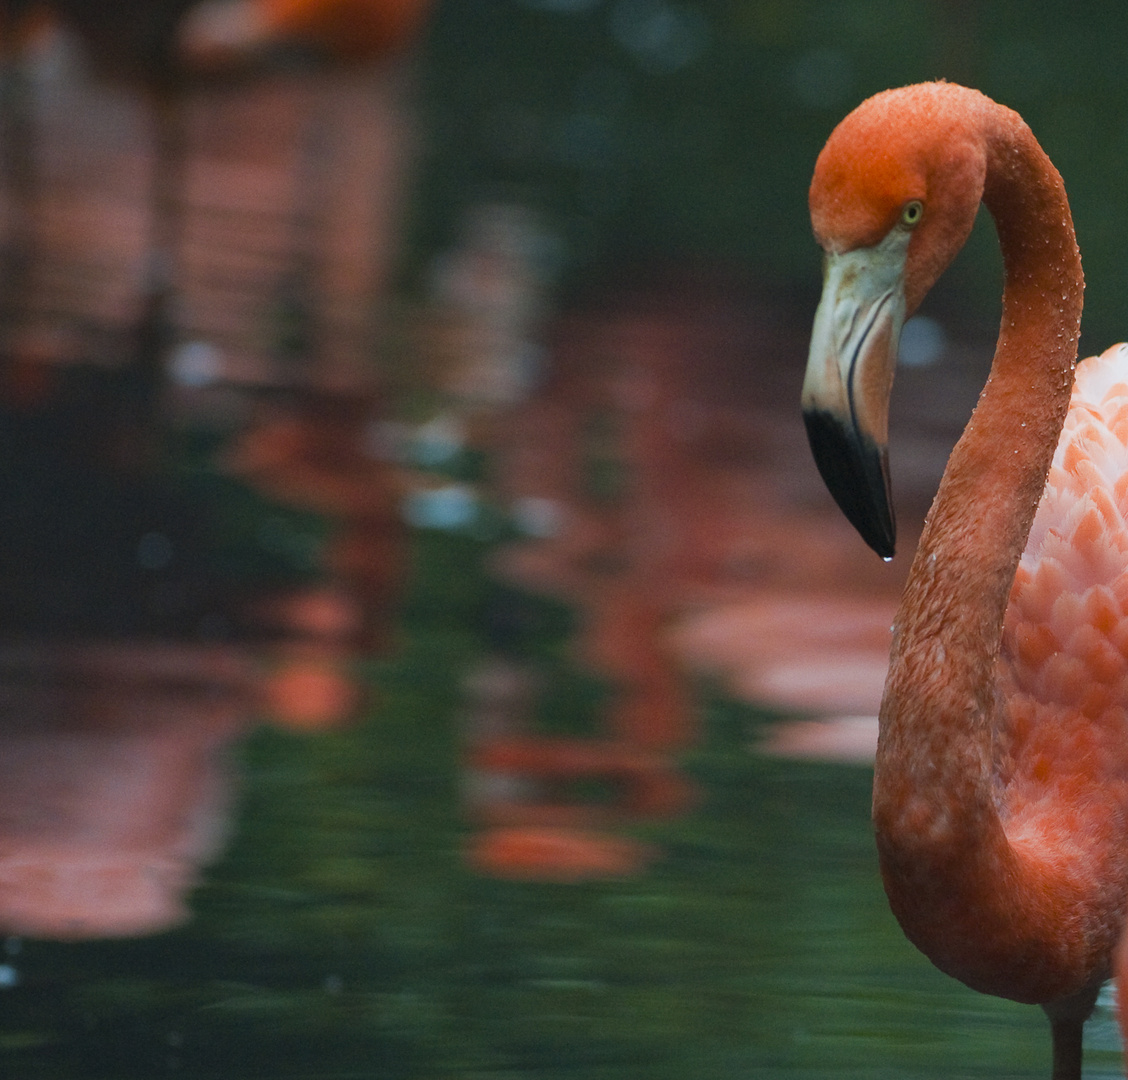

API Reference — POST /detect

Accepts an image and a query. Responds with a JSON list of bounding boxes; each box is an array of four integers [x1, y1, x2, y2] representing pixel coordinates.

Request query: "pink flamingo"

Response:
[[802, 81, 1128, 1079]]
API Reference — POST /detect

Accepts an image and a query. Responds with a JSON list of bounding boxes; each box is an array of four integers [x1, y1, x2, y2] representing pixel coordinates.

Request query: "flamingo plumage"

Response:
[[801, 81, 1128, 1080]]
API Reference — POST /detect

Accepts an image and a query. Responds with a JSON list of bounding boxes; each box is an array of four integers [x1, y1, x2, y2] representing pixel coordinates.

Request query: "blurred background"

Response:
[[0, 0, 1124, 1076]]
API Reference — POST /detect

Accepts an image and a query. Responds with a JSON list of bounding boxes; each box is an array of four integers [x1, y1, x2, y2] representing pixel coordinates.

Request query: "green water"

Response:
[[0, 531, 1119, 1079]]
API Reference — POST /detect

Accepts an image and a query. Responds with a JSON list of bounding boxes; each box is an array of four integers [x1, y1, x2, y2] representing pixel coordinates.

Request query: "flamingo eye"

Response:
[[901, 200, 924, 227]]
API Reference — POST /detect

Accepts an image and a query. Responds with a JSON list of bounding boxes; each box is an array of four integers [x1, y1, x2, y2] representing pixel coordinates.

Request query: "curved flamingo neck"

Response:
[[874, 100, 1086, 1003]]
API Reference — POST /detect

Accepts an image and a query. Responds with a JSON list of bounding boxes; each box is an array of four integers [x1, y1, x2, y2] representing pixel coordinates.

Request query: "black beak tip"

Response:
[[802, 408, 896, 560]]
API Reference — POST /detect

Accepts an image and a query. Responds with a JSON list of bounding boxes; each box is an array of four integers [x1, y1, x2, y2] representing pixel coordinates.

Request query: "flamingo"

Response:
[[801, 81, 1128, 1079]]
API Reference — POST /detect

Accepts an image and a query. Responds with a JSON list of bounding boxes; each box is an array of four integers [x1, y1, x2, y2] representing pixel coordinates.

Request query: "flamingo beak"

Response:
[[801, 233, 910, 559]]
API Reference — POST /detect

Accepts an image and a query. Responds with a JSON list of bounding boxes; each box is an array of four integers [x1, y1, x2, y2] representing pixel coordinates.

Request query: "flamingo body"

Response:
[[883, 343, 1128, 1008], [989, 344, 1128, 992], [1005, 344, 1128, 792], [801, 82, 1128, 1078]]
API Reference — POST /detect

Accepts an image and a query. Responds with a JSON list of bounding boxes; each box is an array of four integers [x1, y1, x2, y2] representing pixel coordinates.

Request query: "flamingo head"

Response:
[[802, 82, 990, 557]]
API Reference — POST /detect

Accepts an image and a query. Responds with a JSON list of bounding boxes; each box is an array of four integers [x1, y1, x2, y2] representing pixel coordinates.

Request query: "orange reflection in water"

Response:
[[463, 277, 774, 878], [225, 386, 408, 733]]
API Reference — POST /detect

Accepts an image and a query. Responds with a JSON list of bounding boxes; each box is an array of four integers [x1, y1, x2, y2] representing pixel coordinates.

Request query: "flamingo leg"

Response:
[[1115, 931, 1128, 1080], [1047, 1014, 1083, 1080], [0, 28, 34, 344], [113, 78, 183, 471], [1042, 984, 1100, 1080]]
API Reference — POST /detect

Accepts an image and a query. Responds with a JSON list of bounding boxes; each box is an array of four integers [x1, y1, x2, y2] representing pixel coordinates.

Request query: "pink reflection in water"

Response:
[[672, 591, 894, 763], [757, 716, 879, 764], [671, 592, 895, 715], [0, 643, 252, 939]]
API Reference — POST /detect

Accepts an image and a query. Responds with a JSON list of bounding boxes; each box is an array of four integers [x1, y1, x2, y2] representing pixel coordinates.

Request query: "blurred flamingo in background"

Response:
[[0, 0, 432, 455], [0, 0, 433, 938], [0, 1, 222, 461], [180, 0, 431, 66], [801, 81, 1128, 1079]]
